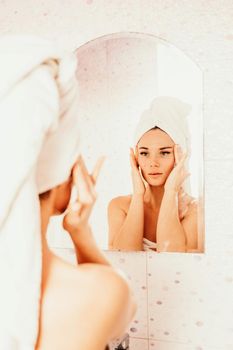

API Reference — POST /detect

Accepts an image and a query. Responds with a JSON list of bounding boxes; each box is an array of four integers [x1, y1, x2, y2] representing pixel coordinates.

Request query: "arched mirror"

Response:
[[48, 32, 204, 253]]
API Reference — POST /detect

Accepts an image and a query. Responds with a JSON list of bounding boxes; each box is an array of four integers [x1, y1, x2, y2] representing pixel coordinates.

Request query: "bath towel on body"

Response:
[[0, 35, 80, 349]]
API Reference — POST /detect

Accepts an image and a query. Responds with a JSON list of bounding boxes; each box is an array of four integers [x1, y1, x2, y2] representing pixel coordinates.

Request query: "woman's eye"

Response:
[[161, 151, 171, 156], [139, 152, 148, 156]]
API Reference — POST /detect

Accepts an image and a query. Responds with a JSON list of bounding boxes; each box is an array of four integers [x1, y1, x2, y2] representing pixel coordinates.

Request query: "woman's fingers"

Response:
[[72, 157, 97, 204], [182, 171, 190, 183], [72, 157, 81, 186], [130, 147, 138, 168], [91, 156, 105, 184], [70, 200, 82, 212], [80, 157, 98, 196], [174, 145, 188, 167], [139, 167, 148, 189], [130, 148, 146, 194], [174, 144, 181, 165], [63, 200, 93, 231], [72, 200, 93, 221], [176, 151, 188, 170], [176, 151, 190, 189], [165, 145, 190, 193], [79, 156, 94, 190], [73, 155, 103, 194], [64, 155, 102, 233], [76, 165, 95, 204]]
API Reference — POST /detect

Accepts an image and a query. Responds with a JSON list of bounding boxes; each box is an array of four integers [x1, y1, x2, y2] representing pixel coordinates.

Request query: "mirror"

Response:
[[47, 32, 204, 253]]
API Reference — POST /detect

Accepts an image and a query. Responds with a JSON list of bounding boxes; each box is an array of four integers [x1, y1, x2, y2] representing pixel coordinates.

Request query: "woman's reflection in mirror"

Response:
[[108, 96, 204, 253]]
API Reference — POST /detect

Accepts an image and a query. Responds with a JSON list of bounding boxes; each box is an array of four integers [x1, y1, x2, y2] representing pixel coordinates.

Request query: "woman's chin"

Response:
[[145, 177, 166, 187]]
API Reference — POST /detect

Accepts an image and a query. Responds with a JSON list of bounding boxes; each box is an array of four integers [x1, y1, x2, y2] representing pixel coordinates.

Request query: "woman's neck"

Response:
[[144, 185, 164, 209], [40, 199, 53, 260], [40, 198, 58, 290]]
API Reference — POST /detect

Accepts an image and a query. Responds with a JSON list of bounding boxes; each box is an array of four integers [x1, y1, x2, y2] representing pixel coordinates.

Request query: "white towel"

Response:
[[142, 238, 157, 252], [0, 35, 80, 349]]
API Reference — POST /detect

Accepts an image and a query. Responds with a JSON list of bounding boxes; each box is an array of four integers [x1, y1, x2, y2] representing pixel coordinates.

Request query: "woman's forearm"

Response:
[[69, 225, 110, 265], [112, 194, 144, 251], [157, 190, 186, 252]]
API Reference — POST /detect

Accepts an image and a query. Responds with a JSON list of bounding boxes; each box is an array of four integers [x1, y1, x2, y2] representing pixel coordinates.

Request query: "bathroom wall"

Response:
[[1, 1, 232, 349]]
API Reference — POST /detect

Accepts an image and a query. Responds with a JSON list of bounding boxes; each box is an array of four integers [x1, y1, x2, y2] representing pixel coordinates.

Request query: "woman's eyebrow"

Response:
[[159, 146, 173, 150], [138, 146, 173, 150]]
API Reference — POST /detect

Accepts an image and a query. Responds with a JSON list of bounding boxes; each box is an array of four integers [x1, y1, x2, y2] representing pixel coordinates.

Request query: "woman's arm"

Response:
[[108, 194, 144, 251], [63, 156, 110, 265], [99, 269, 137, 342], [181, 200, 203, 253], [157, 189, 187, 252], [108, 148, 146, 251], [69, 224, 110, 265], [157, 146, 198, 252]]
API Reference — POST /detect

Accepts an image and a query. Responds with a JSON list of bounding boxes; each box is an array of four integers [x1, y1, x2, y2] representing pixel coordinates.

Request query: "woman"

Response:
[[108, 96, 203, 253], [37, 157, 136, 350], [0, 36, 135, 350]]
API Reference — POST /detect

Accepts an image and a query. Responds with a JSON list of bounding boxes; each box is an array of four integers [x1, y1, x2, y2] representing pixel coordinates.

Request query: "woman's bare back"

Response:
[[36, 253, 134, 350]]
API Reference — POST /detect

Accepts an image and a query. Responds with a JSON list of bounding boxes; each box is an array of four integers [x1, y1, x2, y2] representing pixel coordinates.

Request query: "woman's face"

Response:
[[53, 175, 73, 215], [136, 128, 175, 187]]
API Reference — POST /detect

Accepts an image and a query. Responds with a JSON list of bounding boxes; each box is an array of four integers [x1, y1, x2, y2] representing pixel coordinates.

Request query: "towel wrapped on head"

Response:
[[0, 35, 80, 349], [134, 96, 191, 150]]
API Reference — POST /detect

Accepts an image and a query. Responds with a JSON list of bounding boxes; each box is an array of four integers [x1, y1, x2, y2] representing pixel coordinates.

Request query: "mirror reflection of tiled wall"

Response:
[[1, 1, 232, 349]]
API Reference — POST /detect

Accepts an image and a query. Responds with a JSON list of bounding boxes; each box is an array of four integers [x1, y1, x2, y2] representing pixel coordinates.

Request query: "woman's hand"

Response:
[[178, 188, 193, 220], [164, 145, 190, 194], [130, 147, 146, 195], [63, 156, 104, 236]]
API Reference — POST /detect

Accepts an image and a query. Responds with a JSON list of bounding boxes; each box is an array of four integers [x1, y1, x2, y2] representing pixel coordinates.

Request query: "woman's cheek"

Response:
[[138, 158, 146, 171], [166, 158, 175, 175]]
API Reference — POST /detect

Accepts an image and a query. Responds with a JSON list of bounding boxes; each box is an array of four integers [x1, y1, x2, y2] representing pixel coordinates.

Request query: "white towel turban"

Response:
[[134, 96, 192, 193], [0, 35, 80, 349], [134, 96, 191, 150]]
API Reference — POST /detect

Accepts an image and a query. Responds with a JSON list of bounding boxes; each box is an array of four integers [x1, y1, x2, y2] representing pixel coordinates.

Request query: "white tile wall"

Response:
[[148, 340, 227, 350], [147, 253, 206, 344], [1, 1, 233, 349], [130, 337, 149, 350], [205, 161, 233, 254]]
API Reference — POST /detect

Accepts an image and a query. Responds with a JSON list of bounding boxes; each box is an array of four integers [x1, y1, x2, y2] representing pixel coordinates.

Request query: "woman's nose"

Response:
[[149, 158, 160, 167]]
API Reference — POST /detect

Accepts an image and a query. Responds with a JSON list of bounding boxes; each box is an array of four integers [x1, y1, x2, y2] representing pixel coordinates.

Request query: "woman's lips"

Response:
[[148, 173, 162, 176]]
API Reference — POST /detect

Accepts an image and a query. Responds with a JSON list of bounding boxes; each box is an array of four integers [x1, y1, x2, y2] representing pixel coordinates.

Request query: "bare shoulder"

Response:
[[108, 195, 133, 249], [78, 263, 128, 285], [77, 263, 132, 306], [108, 195, 132, 214], [38, 258, 134, 350], [76, 263, 135, 340]]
